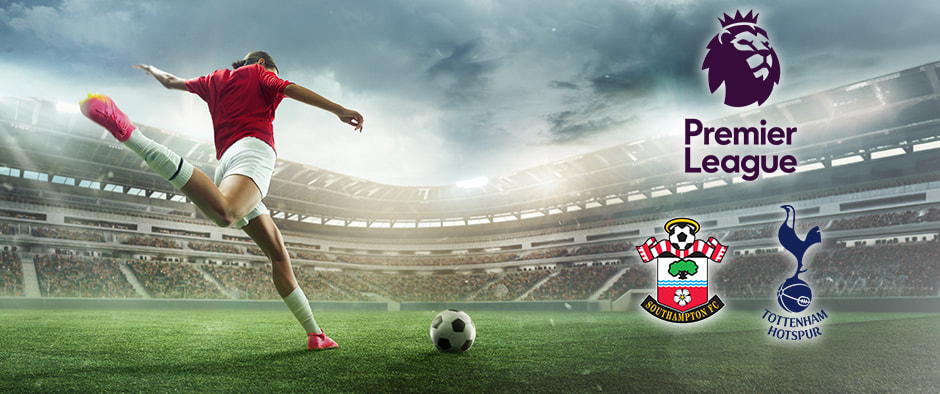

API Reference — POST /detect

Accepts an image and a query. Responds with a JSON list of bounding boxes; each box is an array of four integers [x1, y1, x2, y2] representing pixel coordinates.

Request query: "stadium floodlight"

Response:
[[456, 176, 488, 188], [871, 148, 905, 159], [914, 140, 940, 152], [763, 169, 789, 179], [651, 189, 672, 197], [794, 162, 825, 173], [627, 194, 646, 202], [832, 155, 864, 167], [703, 180, 727, 189]]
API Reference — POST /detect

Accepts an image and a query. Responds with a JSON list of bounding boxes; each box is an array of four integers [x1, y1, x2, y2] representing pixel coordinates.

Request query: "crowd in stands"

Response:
[[521, 247, 569, 260], [199, 264, 367, 301], [3, 238, 938, 302], [64, 217, 135, 230], [285, 241, 320, 250], [572, 241, 634, 256], [246, 246, 300, 260], [0, 248, 23, 296], [353, 271, 499, 302], [126, 259, 223, 299], [828, 209, 930, 231], [335, 252, 521, 267], [311, 270, 381, 299], [600, 264, 653, 300], [188, 241, 244, 255], [526, 265, 619, 301], [34, 254, 138, 298], [725, 224, 778, 242], [723, 222, 821, 242], [715, 240, 940, 297], [153, 227, 209, 238], [0, 208, 43, 220], [294, 269, 372, 301], [202, 264, 280, 300], [31, 226, 107, 243], [714, 254, 791, 298], [121, 235, 181, 249], [0, 223, 14, 235], [293, 250, 331, 261], [809, 241, 940, 297], [223, 234, 253, 243], [723, 208, 940, 243], [3, 196, 939, 302], [322, 242, 638, 267], [471, 270, 553, 301]]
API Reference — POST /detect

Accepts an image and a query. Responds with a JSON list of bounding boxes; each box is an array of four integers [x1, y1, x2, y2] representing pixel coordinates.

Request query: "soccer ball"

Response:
[[430, 309, 476, 353], [777, 277, 812, 313], [669, 223, 696, 250]]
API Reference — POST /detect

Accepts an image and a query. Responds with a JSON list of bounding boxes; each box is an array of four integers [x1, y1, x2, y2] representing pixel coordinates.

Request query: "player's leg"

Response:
[[241, 214, 338, 350], [80, 93, 194, 187], [80, 94, 259, 227], [181, 172, 263, 227]]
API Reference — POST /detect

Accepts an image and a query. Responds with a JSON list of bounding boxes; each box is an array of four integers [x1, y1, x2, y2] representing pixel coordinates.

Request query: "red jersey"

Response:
[[185, 64, 292, 159]]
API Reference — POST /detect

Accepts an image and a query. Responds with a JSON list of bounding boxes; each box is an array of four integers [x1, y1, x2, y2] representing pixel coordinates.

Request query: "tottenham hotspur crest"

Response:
[[637, 218, 728, 323]]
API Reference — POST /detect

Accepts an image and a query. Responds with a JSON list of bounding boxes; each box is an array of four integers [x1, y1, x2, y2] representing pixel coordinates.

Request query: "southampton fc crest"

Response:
[[637, 218, 728, 323]]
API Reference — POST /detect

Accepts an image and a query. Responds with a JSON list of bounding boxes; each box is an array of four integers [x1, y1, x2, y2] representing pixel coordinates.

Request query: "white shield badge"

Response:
[[637, 218, 728, 323]]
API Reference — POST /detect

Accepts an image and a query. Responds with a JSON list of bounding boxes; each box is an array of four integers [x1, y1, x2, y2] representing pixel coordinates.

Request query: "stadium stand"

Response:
[[1, 62, 940, 304], [470, 269, 553, 301], [34, 254, 138, 298], [0, 248, 24, 297], [526, 265, 620, 301], [188, 241, 245, 255], [201, 263, 280, 300], [126, 260, 224, 299]]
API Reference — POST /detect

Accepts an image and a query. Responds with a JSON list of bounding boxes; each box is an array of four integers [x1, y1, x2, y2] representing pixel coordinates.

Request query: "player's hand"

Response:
[[338, 109, 364, 133], [133, 64, 154, 75]]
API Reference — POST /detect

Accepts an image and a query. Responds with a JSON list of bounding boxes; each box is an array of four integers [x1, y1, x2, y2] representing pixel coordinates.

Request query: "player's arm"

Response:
[[283, 83, 364, 132], [133, 64, 188, 91]]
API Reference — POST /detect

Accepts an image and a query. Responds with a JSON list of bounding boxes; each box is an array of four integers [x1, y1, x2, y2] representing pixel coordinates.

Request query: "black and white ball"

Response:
[[669, 223, 697, 250], [430, 309, 476, 353]]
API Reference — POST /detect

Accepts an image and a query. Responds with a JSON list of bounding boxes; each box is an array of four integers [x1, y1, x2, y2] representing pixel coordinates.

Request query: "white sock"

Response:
[[282, 287, 322, 334], [124, 129, 194, 190]]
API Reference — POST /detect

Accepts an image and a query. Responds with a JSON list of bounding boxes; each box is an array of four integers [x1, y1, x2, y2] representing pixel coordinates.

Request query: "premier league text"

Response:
[[684, 118, 798, 181]]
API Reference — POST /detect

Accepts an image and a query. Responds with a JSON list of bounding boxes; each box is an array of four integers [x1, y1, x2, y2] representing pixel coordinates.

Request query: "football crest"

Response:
[[761, 205, 828, 341], [776, 205, 821, 313], [637, 218, 728, 323]]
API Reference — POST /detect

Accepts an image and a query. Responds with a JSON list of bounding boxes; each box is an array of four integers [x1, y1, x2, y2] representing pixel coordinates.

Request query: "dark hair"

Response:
[[232, 51, 278, 73]]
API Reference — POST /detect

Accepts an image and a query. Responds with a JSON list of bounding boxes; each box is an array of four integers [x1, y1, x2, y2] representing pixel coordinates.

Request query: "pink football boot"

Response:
[[307, 332, 339, 350], [79, 94, 135, 142]]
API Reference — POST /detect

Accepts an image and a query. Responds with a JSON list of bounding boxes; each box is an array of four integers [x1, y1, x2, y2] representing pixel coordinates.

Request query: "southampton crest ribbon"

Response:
[[636, 237, 728, 262], [637, 218, 728, 323]]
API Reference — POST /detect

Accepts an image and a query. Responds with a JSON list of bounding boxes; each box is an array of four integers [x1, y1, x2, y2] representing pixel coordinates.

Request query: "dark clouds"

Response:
[[427, 41, 498, 104], [2, 0, 939, 185]]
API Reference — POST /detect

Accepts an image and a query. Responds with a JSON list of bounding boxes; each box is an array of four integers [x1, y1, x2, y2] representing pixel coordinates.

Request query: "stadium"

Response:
[[2, 61, 940, 391]]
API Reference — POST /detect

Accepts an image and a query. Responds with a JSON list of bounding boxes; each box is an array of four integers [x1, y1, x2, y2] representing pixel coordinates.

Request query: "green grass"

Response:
[[0, 309, 938, 392]]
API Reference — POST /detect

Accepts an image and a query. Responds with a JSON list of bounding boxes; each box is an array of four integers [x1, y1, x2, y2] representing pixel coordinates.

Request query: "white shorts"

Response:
[[213, 137, 276, 229]]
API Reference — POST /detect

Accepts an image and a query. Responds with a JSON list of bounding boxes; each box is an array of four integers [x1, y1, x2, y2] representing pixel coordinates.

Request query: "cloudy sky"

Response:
[[2, 0, 939, 186]]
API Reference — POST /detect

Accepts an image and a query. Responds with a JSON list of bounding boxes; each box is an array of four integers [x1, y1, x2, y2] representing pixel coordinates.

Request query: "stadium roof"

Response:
[[3, 61, 940, 228]]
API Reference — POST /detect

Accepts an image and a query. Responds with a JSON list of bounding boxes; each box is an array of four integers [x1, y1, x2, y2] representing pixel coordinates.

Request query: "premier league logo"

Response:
[[637, 218, 728, 323], [702, 10, 780, 107]]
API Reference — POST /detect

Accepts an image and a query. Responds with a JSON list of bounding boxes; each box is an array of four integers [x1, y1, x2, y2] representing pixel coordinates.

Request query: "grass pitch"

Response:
[[0, 309, 937, 392]]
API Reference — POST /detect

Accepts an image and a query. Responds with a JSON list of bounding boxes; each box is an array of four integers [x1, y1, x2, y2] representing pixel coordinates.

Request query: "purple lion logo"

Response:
[[702, 10, 780, 107]]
